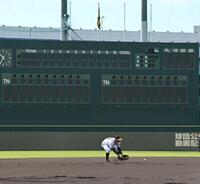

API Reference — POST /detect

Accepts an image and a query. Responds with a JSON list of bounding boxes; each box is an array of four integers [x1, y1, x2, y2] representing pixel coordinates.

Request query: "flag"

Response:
[[97, 3, 101, 29]]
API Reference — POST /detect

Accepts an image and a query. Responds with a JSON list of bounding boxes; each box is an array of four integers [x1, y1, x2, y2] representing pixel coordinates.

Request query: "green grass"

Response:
[[0, 151, 200, 159]]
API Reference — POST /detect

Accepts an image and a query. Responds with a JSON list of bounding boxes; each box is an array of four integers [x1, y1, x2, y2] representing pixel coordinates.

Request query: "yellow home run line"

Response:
[[0, 151, 200, 159]]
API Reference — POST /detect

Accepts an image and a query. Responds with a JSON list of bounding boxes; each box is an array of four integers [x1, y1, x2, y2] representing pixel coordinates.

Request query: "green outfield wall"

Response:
[[0, 132, 199, 151]]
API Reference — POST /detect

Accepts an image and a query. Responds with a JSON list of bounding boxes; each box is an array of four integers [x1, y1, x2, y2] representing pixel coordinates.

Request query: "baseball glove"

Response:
[[118, 154, 129, 161]]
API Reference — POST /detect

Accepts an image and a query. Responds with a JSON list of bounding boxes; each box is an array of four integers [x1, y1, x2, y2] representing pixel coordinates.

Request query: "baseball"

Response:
[[143, 158, 146, 161]]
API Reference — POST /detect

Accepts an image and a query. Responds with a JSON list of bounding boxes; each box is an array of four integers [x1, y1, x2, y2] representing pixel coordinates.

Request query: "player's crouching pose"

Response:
[[101, 135, 129, 162]]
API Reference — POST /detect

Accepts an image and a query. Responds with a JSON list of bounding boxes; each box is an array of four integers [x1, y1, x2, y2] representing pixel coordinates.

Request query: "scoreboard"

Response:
[[0, 39, 199, 131]]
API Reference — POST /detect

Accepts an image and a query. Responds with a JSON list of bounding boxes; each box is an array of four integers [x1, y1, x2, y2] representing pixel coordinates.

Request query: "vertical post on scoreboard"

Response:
[[60, 0, 69, 41], [141, 0, 148, 42]]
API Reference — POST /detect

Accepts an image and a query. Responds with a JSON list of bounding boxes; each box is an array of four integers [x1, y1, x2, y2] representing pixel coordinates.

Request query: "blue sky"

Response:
[[0, 0, 199, 32]]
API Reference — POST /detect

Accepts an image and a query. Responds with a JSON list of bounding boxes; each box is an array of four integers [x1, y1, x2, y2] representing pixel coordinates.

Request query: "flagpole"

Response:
[[97, 28, 99, 41], [69, 1, 72, 40], [97, 2, 100, 41], [101, 16, 105, 30], [149, 3, 152, 42], [123, 3, 126, 41]]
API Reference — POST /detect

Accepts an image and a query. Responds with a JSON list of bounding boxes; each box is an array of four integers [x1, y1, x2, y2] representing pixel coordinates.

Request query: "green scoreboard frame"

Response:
[[0, 39, 199, 131]]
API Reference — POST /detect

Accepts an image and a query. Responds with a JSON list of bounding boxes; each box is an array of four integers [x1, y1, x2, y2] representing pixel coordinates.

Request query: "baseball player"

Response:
[[101, 135, 128, 162]]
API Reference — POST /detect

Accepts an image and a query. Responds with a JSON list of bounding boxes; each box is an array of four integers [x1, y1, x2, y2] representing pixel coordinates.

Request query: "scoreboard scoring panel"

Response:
[[16, 49, 132, 69], [1, 73, 90, 104], [0, 39, 199, 130], [102, 74, 188, 104], [163, 48, 195, 69]]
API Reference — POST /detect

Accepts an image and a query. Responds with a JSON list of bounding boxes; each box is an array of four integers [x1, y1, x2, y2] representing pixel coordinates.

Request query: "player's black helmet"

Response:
[[115, 135, 123, 141]]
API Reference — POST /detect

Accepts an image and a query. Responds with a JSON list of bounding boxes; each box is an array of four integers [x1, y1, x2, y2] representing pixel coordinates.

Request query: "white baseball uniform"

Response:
[[101, 137, 120, 153]]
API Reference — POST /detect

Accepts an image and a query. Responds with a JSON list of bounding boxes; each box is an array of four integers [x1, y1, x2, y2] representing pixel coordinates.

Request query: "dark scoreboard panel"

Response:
[[102, 75, 187, 104], [163, 48, 195, 69], [0, 39, 199, 130], [2, 73, 90, 104]]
